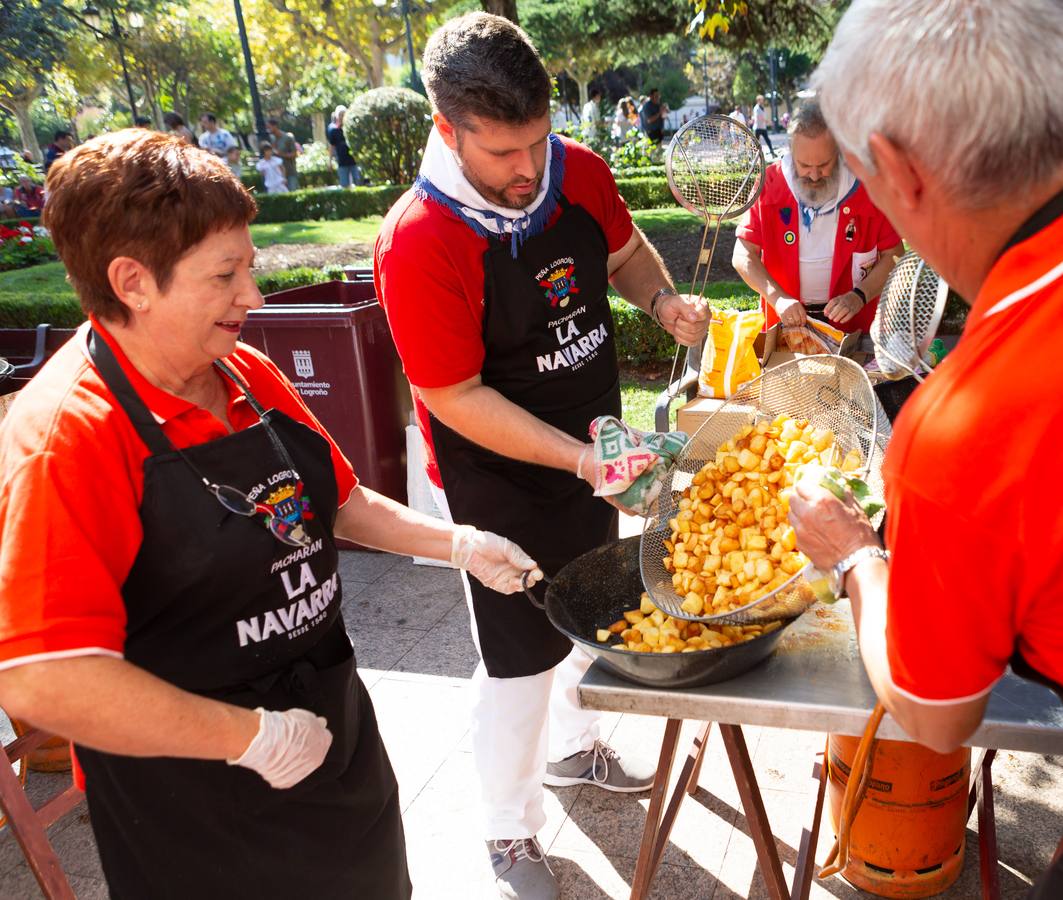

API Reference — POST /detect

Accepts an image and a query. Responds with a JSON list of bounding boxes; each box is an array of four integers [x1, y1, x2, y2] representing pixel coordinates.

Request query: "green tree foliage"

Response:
[[690, 0, 844, 54], [342, 87, 431, 184], [0, 0, 77, 159]]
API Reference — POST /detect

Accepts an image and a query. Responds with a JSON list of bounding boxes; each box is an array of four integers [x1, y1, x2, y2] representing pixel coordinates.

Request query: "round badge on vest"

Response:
[[784, 230, 796, 245]]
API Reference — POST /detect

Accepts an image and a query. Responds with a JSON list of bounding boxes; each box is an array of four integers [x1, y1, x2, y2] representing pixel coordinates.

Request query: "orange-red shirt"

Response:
[[0, 321, 357, 671], [883, 203, 1063, 702]]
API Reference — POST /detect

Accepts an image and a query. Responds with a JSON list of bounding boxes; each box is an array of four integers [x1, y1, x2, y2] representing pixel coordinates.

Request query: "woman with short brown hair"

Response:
[[0, 129, 540, 899]]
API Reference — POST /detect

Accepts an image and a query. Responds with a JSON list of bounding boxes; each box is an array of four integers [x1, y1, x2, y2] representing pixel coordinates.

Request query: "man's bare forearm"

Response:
[[418, 379, 585, 474], [609, 227, 674, 314], [846, 558, 987, 753], [859, 242, 904, 299], [732, 238, 788, 307]]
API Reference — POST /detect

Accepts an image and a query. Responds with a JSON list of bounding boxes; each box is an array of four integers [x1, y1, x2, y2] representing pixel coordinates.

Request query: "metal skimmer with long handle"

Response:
[[664, 115, 765, 392], [870, 251, 950, 382], [640, 356, 889, 625]]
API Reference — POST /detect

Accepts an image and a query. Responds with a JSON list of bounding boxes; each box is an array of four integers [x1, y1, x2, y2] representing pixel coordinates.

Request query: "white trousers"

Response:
[[431, 483, 602, 838]]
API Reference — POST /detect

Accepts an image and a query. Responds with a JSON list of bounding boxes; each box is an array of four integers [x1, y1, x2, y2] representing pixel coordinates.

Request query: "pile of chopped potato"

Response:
[[662, 415, 863, 617], [595, 592, 781, 653]]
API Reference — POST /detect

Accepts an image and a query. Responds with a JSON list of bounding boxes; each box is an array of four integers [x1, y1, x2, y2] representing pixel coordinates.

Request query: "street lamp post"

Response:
[[83, 4, 140, 121], [400, 0, 422, 95], [702, 46, 710, 114], [231, 0, 269, 144], [374, 0, 426, 95]]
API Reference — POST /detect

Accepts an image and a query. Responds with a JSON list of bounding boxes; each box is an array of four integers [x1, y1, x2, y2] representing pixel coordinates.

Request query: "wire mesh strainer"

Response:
[[666, 115, 765, 221], [870, 250, 950, 382], [640, 356, 887, 624]]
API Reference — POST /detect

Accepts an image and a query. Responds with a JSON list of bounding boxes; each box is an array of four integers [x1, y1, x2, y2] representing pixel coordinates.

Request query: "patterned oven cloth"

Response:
[[587, 416, 688, 515]]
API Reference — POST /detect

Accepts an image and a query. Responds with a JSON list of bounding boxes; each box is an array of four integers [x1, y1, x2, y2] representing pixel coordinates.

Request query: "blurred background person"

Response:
[[163, 112, 195, 145], [327, 105, 361, 188]]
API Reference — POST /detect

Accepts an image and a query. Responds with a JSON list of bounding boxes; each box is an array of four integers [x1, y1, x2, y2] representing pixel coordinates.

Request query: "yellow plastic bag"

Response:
[[697, 307, 765, 398]]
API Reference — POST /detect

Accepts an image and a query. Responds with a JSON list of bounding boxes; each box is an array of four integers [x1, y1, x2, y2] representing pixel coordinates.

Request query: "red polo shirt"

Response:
[[0, 321, 357, 672], [374, 136, 634, 487], [736, 160, 901, 334], [882, 202, 1063, 702]]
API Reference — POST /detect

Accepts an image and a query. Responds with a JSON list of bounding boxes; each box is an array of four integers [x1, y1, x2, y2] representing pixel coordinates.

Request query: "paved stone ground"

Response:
[[2, 517, 1060, 898]]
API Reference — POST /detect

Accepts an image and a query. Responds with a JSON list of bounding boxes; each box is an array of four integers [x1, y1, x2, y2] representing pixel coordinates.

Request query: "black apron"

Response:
[[430, 197, 621, 678], [75, 330, 411, 900]]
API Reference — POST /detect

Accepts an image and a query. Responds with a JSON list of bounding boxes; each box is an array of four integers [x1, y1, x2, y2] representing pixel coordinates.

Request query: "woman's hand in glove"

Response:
[[227, 707, 333, 789], [451, 525, 543, 594]]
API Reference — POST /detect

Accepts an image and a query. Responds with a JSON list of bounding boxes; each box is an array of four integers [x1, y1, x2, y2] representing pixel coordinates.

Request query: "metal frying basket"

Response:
[[870, 251, 950, 381], [640, 356, 887, 624]]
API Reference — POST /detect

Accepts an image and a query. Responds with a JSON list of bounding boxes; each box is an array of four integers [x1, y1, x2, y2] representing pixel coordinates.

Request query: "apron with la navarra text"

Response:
[[74, 330, 411, 900], [430, 196, 621, 678]]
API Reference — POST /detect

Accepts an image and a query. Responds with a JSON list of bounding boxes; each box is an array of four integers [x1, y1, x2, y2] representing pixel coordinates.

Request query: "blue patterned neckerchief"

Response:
[[414, 133, 566, 258]]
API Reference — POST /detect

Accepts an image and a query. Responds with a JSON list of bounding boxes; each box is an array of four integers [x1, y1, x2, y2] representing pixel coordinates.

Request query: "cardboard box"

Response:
[[677, 350, 797, 434]]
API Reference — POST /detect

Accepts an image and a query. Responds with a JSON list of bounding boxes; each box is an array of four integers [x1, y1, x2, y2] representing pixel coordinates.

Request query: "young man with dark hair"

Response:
[[266, 117, 300, 191], [375, 12, 707, 899], [44, 130, 74, 172], [639, 88, 667, 142], [197, 112, 237, 158]]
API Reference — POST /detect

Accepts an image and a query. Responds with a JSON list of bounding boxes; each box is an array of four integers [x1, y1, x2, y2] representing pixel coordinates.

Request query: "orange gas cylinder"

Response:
[[826, 734, 970, 898]]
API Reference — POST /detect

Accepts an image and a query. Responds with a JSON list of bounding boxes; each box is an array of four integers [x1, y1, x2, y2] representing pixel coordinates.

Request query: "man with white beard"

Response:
[[732, 99, 903, 335]]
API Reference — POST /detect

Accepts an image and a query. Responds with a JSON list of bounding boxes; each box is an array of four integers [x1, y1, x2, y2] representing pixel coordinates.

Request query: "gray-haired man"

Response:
[[788, 2, 1063, 896]]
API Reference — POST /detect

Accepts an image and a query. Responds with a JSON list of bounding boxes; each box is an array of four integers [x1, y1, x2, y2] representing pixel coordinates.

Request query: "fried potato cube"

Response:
[[640, 594, 657, 615], [738, 448, 760, 470], [781, 552, 806, 575], [841, 448, 864, 472], [642, 627, 661, 647], [681, 592, 704, 616], [623, 610, 645, 625], [780, 526, 798, 552], [608, 619, 627, 634], [650, 609, 666, 627], [620, 628, 636, 642], [596, 629, 611, 643], [756, 559, 774, 584]]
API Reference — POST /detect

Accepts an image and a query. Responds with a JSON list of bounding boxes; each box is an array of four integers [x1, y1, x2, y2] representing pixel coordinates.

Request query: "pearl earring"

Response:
[[136, 302, 143, 310]]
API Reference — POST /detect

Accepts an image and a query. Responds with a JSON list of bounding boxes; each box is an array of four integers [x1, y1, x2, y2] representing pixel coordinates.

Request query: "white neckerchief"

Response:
[[782, 152, 856, 231], [417, 127, 553, 237]]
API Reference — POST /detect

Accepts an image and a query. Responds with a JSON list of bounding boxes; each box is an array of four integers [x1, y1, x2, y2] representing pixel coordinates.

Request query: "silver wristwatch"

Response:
[[829, 546, 890, 598]]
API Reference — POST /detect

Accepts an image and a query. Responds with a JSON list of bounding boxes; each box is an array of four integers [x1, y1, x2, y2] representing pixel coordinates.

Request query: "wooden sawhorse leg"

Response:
[[0, 730, 83, 899], [629, 721, 790, 900], [968, 749, 1001, 900]]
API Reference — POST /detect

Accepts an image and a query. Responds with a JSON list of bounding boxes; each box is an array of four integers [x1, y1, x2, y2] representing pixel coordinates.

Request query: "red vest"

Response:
[[735, 161, 902, 334]]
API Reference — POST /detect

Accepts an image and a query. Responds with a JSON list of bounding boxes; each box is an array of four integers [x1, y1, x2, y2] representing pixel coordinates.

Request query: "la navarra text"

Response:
[[236, 540, 339, 647], [537, 305, 608, 374]]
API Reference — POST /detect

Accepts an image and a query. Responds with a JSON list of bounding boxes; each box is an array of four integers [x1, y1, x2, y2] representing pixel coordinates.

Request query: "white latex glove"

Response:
[[226, 707, 333, 789], [451, 525, 543, 594]]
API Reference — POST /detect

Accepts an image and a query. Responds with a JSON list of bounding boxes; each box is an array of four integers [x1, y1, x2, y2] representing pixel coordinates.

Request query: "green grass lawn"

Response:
[[0, 209, 748, 308], [249, 217, 383, 247], [0, 261, 70, 294]]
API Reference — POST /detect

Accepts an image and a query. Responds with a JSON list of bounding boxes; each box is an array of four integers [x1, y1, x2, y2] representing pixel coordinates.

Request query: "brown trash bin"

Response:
[[241, 279, 412, 524]]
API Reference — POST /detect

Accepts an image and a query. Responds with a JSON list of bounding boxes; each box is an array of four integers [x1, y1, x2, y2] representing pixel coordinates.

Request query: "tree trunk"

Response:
[[480, 0, 518, 23], [0, 87, 43, 162], [575, 78, 589, 115], [311, 111, 327, 145]]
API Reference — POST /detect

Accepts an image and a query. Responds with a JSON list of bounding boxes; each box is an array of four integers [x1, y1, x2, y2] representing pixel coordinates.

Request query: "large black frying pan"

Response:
[[525, 535, 798, 689]]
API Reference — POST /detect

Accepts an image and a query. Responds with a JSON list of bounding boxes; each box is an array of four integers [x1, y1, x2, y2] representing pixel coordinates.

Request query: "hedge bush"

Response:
[[248, 177, 674, 224], [610, 293, 759, 366], [241, 166, 337, 193], [0, 267, 353, 327], [343, 87, 432, 185], [253, 185, 407, 224]]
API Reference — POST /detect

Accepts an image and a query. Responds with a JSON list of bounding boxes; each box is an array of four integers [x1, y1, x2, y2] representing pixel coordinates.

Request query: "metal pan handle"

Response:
[[521, 570, 551, 610]]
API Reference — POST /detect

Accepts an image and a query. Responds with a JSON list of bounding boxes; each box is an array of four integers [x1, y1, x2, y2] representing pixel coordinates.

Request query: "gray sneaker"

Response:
[[543, 739, 654, 792], [487, 838, 559, 900]]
